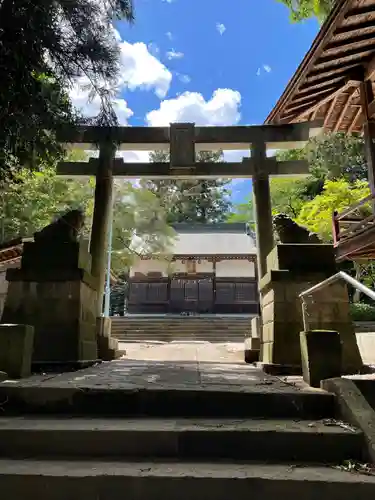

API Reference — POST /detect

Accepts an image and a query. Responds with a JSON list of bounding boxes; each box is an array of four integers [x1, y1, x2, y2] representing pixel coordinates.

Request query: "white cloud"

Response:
[[69, 32, 172, 121], [166, 31, 173, 40], [166, 49, 184, 60], [257, 64, 272, 76], [146, 89, 241, 127], [177, 73, 191, 84], [118, 41, 172, 97], [69, 78, 133, 125], [216, 23, 226, 35]]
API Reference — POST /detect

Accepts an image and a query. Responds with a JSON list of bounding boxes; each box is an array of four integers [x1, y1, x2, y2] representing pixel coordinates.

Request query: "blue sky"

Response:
[[73, 0, 320, 204]]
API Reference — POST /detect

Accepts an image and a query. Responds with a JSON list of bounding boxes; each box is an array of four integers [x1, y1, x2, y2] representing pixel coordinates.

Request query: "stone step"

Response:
[[0, 459, 374, 500], [0, 417, 364, 463], [0, 384, 336, 419], [112, 332, 247, 342]]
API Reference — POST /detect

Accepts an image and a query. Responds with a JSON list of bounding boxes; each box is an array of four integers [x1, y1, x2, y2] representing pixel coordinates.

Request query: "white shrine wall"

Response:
[[129, 259, 169, 277], [215, 260, 255, 278], [130, 257, 255, 278]]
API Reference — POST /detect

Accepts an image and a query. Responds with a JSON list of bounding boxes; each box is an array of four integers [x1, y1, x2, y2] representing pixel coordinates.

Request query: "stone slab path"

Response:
[[120, 341, 245, 364]]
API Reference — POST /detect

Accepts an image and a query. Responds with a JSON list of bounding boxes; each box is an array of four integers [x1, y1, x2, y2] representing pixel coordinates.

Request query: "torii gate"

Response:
[[57, 121, 321, 315]]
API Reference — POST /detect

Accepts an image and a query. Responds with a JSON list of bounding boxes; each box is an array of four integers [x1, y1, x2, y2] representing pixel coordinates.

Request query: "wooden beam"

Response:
[[333, 87, 357, 132], [324, 95, 339, 128], [56, 121, 321, 150], [57, 158, 310, 179], [348, 107, 362, 133], [314, 47, 375, 71], [299, 75, 347, 94], [365, 54, 375, 81], [292, 81, 359, 121]]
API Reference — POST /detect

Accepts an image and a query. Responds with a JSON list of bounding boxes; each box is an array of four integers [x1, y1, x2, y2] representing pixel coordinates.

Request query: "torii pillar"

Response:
[[252, 142, 274, 279], [90, 141, 116, 316]]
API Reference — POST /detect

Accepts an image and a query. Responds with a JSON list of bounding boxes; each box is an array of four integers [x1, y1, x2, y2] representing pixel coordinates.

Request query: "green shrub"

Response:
[[350, 303, 375, 322]]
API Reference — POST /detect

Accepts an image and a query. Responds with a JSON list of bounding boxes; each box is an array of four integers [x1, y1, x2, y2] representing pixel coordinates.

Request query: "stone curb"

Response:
[[321, 377, 375, 463]]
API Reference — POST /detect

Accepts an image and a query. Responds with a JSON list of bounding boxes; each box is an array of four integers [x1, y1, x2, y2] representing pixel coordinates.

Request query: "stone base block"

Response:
[[244, 349, 259, 364], [96, 317, 112, 339], [245, 337, 260, 350], [251, 317, 261, 338], [98, 328, 121, 361], [21, 241, 92, 274], [0, 324, 34, 378], [244, 336, 260, 364], [266, 244, 336, 275], [300, 330, 342, 388], [1, 277, 98, 366]]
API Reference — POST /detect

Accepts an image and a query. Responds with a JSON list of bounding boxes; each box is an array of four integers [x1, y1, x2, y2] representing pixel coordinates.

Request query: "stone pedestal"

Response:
[[303, 282, 362, 374], [300, 330, 342, 388], [244, 317, 261, 363], [96, 317, 121, 361], [259, 244, 361, 374], [0, 324, 34, 378], [1, 241, 99, 369]]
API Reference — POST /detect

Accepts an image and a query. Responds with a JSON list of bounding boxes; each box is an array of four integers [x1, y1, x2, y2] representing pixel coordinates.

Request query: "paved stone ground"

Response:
[[0, 342, 317, 394], [120, 341, 245, 363]]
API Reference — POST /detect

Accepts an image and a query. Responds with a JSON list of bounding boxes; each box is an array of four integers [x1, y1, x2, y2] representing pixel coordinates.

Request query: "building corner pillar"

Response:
[[90, 141, 115, 316]]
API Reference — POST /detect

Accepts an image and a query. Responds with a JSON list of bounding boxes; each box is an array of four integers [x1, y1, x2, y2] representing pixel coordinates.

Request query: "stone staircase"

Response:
[[111, 315, 252, 342], [0, 364, 374, 498]]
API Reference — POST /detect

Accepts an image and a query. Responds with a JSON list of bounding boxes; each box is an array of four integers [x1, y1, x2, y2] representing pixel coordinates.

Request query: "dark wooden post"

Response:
[[359, 79, 375, 212]]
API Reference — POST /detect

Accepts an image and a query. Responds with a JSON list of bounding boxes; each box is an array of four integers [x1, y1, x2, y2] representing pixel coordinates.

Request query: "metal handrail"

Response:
[[299, 271, 375, 331]]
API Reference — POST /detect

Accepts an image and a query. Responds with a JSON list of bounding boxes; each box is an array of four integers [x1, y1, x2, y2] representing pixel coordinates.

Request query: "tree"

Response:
[[0, 149, 94, 242], [296, 179, 371, 241], [0, 1, 134, 181], [278, 0, 334, 22], [0, 151, 174, 275], [227, 196, 254, 225], [145, 151, 232, 223], [110, 181, 176, 273]]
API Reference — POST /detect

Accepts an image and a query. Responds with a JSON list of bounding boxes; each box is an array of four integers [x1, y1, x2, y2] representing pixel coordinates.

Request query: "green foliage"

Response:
[[0, 0, 134, 181], [350, 303, 375, 322], [146, 151, 232, 223], [296, 179, 371, 241], [278, 0, 334, 22], [227, 196, 254, 225], [307, 133, 367, 183], [0, 151, 174, 274]]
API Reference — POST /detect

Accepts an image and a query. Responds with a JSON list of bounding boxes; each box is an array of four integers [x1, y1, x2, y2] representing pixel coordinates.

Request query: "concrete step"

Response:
[[0, 459, 374, 500], [0, 384, 336, 419], [0, 417, 364, 463]]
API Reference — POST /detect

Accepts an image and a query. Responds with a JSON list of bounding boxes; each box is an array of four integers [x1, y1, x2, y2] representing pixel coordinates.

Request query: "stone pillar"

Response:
[[259, 244, 362, 375], [252, 142, 274, 279], [90, 141, 115, 316]]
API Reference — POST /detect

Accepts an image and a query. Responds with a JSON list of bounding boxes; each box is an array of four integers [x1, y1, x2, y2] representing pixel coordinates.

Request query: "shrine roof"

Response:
[[169, 223, 256, 256], [265, 0, 375, 133]]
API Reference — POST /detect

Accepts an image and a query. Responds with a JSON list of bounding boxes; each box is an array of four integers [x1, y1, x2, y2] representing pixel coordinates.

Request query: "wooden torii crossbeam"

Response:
[[56, 121, 322, 314]]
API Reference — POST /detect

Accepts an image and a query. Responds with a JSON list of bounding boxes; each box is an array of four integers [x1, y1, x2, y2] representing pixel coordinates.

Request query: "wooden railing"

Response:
[[332, 194, 375, 245]]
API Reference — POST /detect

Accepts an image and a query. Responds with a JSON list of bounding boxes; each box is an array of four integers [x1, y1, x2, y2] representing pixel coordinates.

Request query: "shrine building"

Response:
[[127, 223, 259, 315]]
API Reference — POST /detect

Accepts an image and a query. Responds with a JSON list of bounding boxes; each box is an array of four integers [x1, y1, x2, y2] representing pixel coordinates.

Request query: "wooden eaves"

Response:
[[265, 0, 375, 133]]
